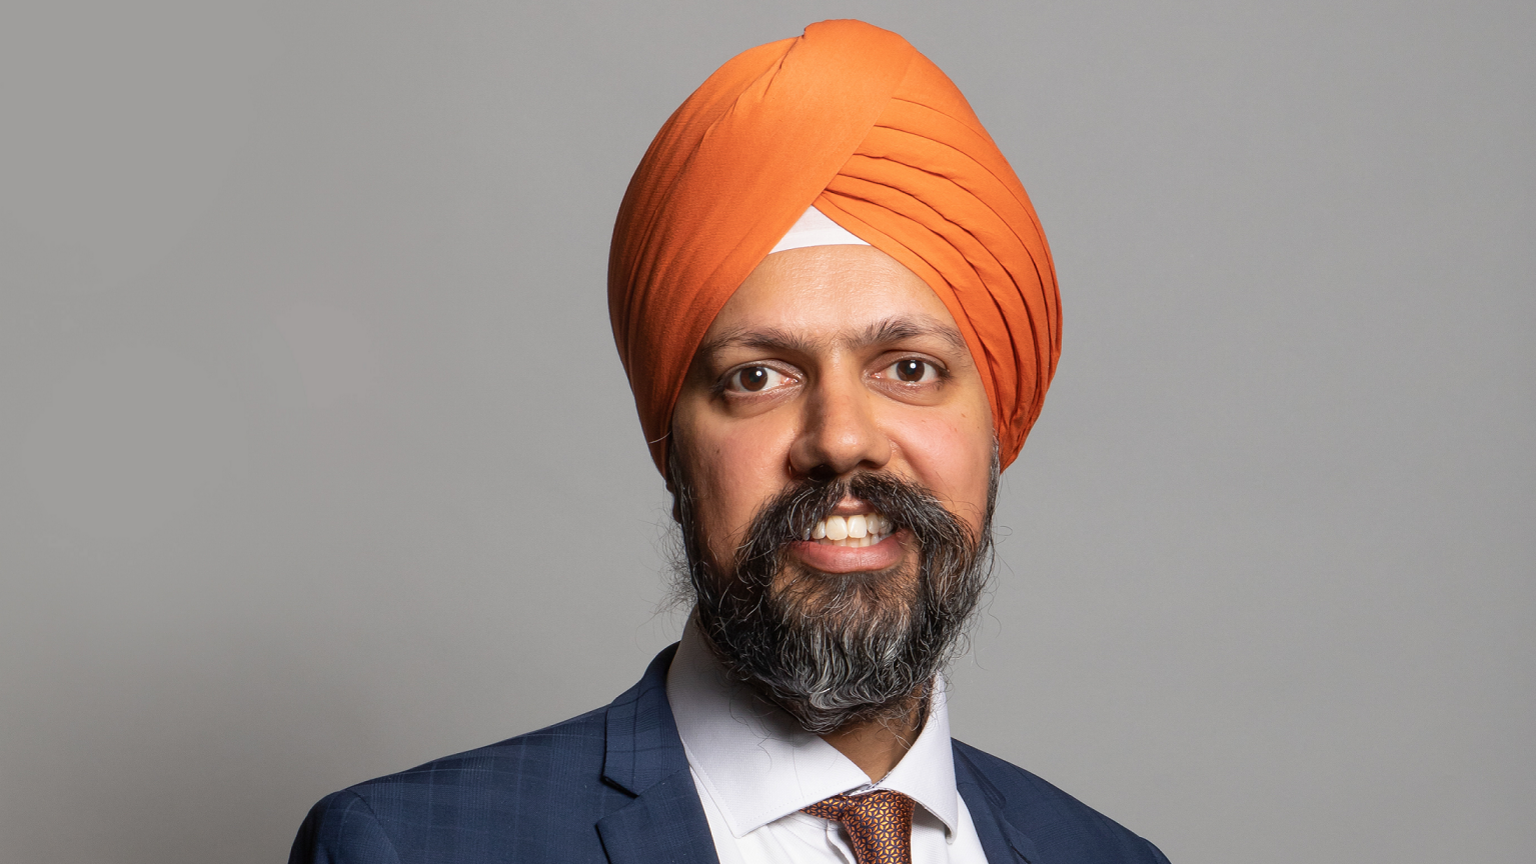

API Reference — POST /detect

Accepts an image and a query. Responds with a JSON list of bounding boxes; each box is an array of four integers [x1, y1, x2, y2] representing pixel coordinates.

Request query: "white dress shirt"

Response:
[[666, 622, 990, 863]]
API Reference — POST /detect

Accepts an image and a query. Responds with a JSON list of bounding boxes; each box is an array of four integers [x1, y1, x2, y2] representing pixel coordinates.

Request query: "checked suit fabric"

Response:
[[802, 789, 916, 864]]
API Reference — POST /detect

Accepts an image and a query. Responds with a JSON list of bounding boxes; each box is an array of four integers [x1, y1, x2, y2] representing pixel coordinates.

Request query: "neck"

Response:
[[819, 696, 926, 782]]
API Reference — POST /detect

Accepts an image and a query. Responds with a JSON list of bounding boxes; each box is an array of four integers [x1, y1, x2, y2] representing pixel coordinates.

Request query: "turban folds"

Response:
[[609, 19, 1060, 475]]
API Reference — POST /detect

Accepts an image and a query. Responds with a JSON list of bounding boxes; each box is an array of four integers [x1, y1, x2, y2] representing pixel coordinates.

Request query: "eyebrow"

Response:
[[696, 315, 970, 362]]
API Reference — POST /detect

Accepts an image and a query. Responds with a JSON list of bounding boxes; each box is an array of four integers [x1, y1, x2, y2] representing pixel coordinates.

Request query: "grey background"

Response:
[[1, 1, 1531, 862]]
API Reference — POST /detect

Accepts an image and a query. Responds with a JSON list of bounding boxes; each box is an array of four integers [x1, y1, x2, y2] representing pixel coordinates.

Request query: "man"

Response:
[[291, 20, 1169, 864]]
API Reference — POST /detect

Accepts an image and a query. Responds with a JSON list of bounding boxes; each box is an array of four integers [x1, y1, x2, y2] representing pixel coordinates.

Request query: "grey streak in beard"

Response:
[[667, 446, 998, 735]]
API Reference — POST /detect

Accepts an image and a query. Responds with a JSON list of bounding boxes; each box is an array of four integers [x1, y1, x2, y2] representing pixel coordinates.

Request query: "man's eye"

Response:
[[887, 358, 938, 383], [728, 365, 790, 393]]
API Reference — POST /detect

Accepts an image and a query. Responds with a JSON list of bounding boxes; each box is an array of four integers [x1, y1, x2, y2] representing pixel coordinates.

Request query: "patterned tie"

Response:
[[802, 789, 915, 864]]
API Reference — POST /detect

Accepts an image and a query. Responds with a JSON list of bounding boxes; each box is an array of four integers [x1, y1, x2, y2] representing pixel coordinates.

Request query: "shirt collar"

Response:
[[665, 620, 960, 838]]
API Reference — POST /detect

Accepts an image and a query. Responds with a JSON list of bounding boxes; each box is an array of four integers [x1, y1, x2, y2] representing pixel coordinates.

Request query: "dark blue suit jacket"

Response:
[[291, 645, 1170, 863]]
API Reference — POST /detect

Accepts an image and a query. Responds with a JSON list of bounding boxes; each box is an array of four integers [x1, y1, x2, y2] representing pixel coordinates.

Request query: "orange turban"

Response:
[[609, 19, 1060, 475]]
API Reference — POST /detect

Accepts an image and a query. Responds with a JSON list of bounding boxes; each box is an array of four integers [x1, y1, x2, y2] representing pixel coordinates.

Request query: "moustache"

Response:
[[733, 470, 975, 584]]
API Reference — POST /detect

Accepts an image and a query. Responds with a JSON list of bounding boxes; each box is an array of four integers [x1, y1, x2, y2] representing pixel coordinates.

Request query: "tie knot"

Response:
[[802, 790, 915, 864]]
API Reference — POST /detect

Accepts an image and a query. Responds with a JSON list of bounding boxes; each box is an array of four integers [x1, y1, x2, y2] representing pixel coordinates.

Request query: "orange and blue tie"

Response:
[[802, 790, 915, 864]]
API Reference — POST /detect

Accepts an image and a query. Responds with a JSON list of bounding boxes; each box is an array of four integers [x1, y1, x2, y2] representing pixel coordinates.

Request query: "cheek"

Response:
[[888, 408, 993, 533], [677, 414, 799, 563]]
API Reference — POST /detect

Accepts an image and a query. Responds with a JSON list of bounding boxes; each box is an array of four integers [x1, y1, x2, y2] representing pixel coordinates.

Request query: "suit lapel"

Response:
[[596, 771, 719, 864], [597, 645, 720, 864], [954, 744, 1042, 864]]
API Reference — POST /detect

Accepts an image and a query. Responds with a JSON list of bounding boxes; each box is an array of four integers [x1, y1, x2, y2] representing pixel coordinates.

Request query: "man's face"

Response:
[[672, 244, 995, 578], [669, 245, 997, 730]]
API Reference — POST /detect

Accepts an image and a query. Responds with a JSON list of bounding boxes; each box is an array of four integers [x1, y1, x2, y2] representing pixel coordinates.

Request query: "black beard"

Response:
[[669, 454, 996, 734]]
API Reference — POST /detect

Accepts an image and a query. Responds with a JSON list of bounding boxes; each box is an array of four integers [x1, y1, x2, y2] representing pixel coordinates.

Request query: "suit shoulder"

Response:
[[951, 738, 1086, 807], [952, 740, 1171, 863], [290, 788, 401, 864], [292, 708, 622, 864]]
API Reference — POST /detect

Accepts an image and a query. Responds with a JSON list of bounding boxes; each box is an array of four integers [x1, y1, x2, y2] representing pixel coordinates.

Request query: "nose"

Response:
[[789, 368, 892, 480]]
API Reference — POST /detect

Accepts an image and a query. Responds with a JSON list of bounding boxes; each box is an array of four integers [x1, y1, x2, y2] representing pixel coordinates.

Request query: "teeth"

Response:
[[846, 514, 867, 539], [824, 515, 848, 541], [807, 512, 893, 547]]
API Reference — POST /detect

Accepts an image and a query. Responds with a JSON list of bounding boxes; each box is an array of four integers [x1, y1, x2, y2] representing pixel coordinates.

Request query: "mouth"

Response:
[[806, 511, 894, 548], [789, 509, 906, 574]]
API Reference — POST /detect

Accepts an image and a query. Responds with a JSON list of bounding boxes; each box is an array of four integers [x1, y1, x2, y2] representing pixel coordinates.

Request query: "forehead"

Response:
[[700, 245, 965, 352]]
